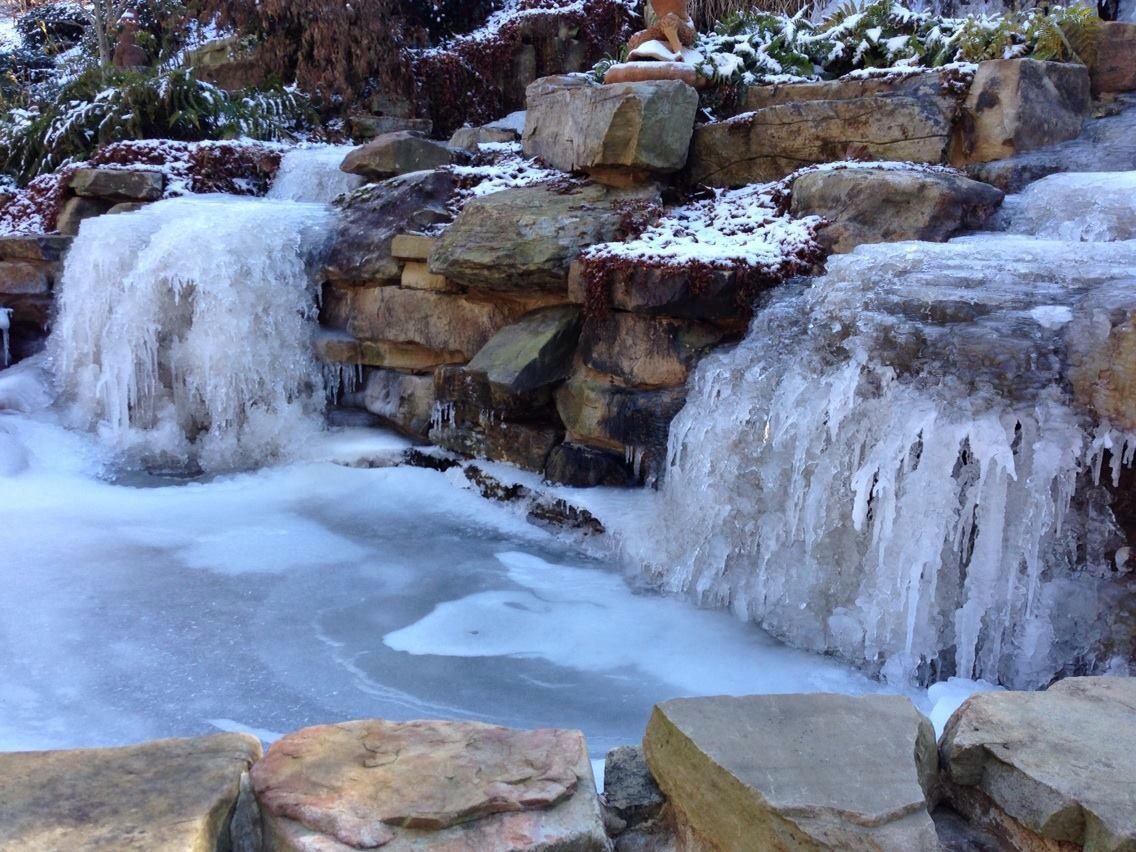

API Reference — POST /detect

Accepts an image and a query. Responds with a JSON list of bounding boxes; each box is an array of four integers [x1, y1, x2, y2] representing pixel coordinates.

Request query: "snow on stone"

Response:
[[582, 182, 820, 273]]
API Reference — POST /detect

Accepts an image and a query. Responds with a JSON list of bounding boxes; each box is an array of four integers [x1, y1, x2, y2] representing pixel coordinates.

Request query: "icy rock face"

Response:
[[637, 231, 1136, 689], [997, 172, 1136, 241], [267, 146, 364, 204], [51, 196, 334, 471]]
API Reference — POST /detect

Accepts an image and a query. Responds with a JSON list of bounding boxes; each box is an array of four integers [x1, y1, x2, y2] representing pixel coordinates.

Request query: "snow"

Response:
[[486, 110, 527, 134], [445, 150, 564, 200]]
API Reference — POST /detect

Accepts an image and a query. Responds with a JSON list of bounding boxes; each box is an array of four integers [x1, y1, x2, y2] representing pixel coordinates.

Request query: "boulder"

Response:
[[603, 746, 665, 828], [430, 183, 662, 291], [56, 196, 113, 236], [340, 131, 456, 182], [0, 733, 262, 852], [789, 167, 1005, 253], [940, 677, 1136, 852], [466, 305, 583, 397], [363, 369, 435, 436], [433, 418, 565, 472], [643, 695, 940, 852], [449, 125, 519, 151], [324, 171, 458, 283], [569, 260, 753, 326], [742, 70, 960, 112], [556, 373, 686, 482], [347, 286, 561, 362], [523, 76, 699, 177], [0, 262, 50, 296], [1091, 23, 1136, 95], [580, 312, 724, 388], [69, 168, 164, 202], [251, 719, 607, 850], [0, 235, 72, 262], [687, 95, 954, 186], [952, 59, 1090, 166], [544, 441, 634, 487]]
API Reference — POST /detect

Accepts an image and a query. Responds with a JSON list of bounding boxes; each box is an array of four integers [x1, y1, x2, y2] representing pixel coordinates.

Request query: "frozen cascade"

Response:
[[996, 172, 1136, 242], [0, 306, 11, 368], [633, 219, 1136, 688], [267, 145, 364, 204], [50, 195, 334, 471]]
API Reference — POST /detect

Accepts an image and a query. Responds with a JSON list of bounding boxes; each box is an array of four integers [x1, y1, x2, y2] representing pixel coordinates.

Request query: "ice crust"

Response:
[[628, 226, 1136, 688], [267, 145, 364, 204]]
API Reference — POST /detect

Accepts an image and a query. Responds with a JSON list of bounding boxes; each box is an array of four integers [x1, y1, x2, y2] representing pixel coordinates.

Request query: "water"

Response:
[[628, 174, 1136, 689]]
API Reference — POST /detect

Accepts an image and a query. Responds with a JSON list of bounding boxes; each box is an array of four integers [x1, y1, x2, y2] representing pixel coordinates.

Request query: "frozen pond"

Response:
[[0, 392, 934, 762]]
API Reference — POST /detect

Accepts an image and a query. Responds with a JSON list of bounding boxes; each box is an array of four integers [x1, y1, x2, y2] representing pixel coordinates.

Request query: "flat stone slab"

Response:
[[340, 131, 455, 182], [941, 676, 1136, 851], [69, 168, 164, 202], [0, 733, 262, 852], [252, 719, 608, 850], [643, 694, 940, 851]]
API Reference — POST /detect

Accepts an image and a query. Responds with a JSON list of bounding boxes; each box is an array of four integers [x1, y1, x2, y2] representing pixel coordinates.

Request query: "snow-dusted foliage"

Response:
[[50, 195, 334, 471], [629, 227, 1136, 689]]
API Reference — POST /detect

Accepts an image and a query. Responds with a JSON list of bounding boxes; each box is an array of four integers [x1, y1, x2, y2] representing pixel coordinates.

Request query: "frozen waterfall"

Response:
[[50, 195, 334, 471], [267, 145, 364, 204], [630, 174, 1136, 689]]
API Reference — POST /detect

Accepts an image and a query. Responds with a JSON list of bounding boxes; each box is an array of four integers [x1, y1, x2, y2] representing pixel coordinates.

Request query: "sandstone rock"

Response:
[[348, 286, 560, 362], [56, 196, 113, 236], [523, 76, 698, 176], [580, 312, 724, 388], [252, 719, 607, 850], [1066, 287, 1136, 431], [400, 261, 457, 293], [433, 418, 565, 472], [315, 329, 361, 364], [324, 171, 458, 283], [742, 70, 958, 111], [556, 373, 686, 482], [544, 441, 634, 487], [449, 125, 520, 151], [688, 96, 954, 186], [952, 59, 1090, 166], [0, 733, 262, 852], [940, 677, 1136, 852], [644, 695, 940, 852], [0, 235, 71, 262], [603, 746, 665, 828], [570, 260, 753, 326], [1091, 23, 1136, 95], [349, 114, 434, 140], [466, 305, 583, 397], [363, 369, 435, 436], [789, 167, 1004, 253], [430, 183, 661, 291], [390, 233, 437, 261], [70, 167, 164, 201], [602, 61, 702, 88], [0, 262, 50, 296], [360, 340, 468, 371], [340, 131, 456, 182]]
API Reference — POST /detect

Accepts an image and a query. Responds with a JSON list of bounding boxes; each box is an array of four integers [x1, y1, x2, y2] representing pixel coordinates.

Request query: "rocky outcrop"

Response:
[[69, 168, 164, 202], [940, 677, 1136, 852], [340, 132, 456, 182], [251, 719, 608, 850], [1091, 23, 1136, 96], [789, 167, 1004, 253], [523, 76, 698, 182], [0, 733, 262, 852], [643, 694, 940, 851], [430, 183, 662, 291], [0, 235, 70, 362], [687, 95, 955, 186], [952, 59, 1091, 166], [324, 171, 458, 283]]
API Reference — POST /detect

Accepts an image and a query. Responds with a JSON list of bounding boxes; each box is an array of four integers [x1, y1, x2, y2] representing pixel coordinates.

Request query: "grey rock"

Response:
[[0, 262, 50, 296], [790, 167, 1004, 253], [523, 75, 699, 175], [363, 369, 436, 437], [430, 183, 661, 291], [603, 746, 665, 828], [340, 131, 455, 181], [580, 312, 725, 388], [449, 125, 520, 151], [544, 442, 634, 488], [643, 694, 940, 851], [467, 305, 583, 397], [0, 235, 72, 262], [324, 170, 458, 283], [940, 676, 1136, 852], [69, 168, 164, 202]]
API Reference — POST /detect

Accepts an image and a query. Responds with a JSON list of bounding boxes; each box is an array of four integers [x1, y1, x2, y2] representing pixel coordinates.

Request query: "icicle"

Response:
[[0, 307, 12, 368]]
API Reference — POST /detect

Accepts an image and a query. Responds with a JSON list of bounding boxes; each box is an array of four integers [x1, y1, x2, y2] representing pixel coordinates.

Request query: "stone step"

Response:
[[391, 233, 438, 262]]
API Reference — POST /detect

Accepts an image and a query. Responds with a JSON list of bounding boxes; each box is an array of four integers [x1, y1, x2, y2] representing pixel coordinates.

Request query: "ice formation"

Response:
[[631, 216, 1136, 688], [997, 172, 1136, 242], [0, 306, 11, 367], [50, 195, 334, 471], [267, 145, 364, 204]]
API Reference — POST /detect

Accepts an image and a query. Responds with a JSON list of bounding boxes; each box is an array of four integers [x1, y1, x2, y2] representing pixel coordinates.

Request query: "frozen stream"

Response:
[[0, 385, 936, 762]]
